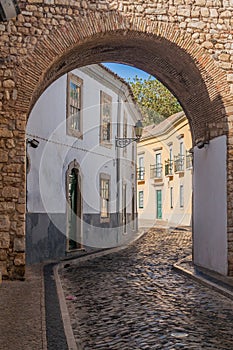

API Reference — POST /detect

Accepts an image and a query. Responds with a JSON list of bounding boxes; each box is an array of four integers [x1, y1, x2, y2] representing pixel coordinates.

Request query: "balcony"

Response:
[[150, 164, 163, 179], [186, 151, 193, 169], [174, 155, 185, 173], [137, 167, 145, 181], [165, 160, 173, 177]]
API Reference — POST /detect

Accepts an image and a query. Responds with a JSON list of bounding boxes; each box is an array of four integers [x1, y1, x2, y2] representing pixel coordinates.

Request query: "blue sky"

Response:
[[103, 63, 151, 81]]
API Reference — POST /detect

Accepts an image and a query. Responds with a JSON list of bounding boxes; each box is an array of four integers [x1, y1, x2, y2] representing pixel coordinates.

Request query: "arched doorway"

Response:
[[66, 161, 82, 251]]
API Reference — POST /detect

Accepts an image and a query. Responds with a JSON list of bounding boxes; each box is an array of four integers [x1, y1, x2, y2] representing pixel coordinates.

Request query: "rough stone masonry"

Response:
[[0, 0, 233, 278]]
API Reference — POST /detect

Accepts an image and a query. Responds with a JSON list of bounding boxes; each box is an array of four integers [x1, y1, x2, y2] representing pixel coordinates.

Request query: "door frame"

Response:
[[156, 188, 162, 219], [66, 159, 83, 251]]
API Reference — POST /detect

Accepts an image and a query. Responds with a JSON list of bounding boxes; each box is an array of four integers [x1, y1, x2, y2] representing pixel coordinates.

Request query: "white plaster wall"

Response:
[[193, 135, 228, 275], [27, 66, 137, 217]]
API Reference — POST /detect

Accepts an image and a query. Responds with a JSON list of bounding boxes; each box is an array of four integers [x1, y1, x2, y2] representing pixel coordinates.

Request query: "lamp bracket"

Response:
[[115, 137, 140, 148]]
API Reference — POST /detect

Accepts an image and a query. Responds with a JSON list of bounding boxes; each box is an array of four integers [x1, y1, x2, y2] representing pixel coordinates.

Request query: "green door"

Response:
[[68, 169, 82, 250], [156, 190, 162, 219]]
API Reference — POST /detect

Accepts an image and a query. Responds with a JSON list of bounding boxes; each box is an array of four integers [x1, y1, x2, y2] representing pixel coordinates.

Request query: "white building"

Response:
[[26, 64, 142, 264]]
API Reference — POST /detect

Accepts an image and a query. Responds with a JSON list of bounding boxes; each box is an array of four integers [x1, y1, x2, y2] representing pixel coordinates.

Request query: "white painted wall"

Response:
[[193, 135, 228, 275], [27, 65, 139, 219]]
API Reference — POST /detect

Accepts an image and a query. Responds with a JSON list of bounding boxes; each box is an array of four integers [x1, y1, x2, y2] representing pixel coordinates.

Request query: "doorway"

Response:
[[156, 189, 162, 220], [122, 184, 127, 233], [67, 167, 82, 250]]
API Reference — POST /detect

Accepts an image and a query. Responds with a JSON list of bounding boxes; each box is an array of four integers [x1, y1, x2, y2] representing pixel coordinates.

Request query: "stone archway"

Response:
[[1, 10, 233, 278], [15, 14, 231, 144]]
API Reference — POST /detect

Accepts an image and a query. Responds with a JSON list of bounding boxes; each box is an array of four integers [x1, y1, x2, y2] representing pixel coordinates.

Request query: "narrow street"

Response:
[[60, 229, 233, 350]]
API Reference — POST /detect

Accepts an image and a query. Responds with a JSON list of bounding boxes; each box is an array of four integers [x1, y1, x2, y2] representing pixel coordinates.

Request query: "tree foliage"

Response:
[[128, 76, 182, 126]]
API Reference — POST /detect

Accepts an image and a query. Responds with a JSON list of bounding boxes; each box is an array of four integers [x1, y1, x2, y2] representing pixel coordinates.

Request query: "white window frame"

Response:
[[100, 173, 110, 222], [67, 73, 83, 138], [100, 91, 112, 146], [138, 191, 144, 209]]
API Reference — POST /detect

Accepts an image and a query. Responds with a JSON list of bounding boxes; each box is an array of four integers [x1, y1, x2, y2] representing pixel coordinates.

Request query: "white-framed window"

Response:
[[100, 91, 112, 145], [138, 191, 144, 209], [155, 152, 162, 178], [138, 156, 145, 180], [180, 185, 184, 208], [67, 73, 83, 137], [169, 145, 173, 161], [180, 141, 184, 156], [132, 126, 135, 165], [123, 112, 127, 156], [100, 174, 110, 221]]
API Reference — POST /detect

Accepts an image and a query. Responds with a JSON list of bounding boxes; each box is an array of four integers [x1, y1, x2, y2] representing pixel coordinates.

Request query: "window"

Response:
[[155, 153, 162, 178], [67, 73, 82, 137], [123, 113, 127, 156], [100, 175, 110, 220], [138, 191, 144, 208], [138, 156, 145, 180], [169, 145, 173, 161], [132, 126, 136, 165], [180, 141, 184, 156], [180, 185, 184, 208], [151, 153, 163, 178], [170, 187, 173, 209], [186, 150, 193, 169], [165, 144, 173, 176], [174, 142, 185, 172], [100, 91, 112, 144]]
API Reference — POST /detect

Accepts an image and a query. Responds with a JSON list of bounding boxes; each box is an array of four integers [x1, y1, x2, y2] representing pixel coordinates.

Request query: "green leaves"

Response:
[[128, 75, 182, 126]]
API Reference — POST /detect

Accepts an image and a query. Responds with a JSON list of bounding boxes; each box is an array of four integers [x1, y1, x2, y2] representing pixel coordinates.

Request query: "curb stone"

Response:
[[53, 264, 80, 350], [54, 230, 146, 350], [40, 264, 48, 350], [173, 260, 233, 301]]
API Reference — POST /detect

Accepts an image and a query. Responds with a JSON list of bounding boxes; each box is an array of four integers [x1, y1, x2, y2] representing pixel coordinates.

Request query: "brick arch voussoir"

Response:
[[15, 10, 231, 138]]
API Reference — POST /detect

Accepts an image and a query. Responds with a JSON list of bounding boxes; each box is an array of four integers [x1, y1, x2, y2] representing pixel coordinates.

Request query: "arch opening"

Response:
[[19, 20, 231, 276]]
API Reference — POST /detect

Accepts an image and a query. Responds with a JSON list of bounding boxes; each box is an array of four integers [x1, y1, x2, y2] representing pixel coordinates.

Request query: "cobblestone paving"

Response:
[[60, 229, 233, 350]]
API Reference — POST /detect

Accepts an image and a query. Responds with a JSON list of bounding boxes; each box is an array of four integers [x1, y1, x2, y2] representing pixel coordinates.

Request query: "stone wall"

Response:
[[0, 0, 233, 277]]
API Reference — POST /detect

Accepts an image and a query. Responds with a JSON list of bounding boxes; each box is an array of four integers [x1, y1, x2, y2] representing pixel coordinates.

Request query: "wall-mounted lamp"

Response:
[[0, 0, 20, 21], [196, 138, 209, 149], [115, 120, 143, 148], [27, 138, 39, 149], [195, 123, 210, 149]]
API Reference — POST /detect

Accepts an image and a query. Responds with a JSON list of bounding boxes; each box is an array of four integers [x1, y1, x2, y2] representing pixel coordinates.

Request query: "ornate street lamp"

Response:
[[0, 0, 20, 21], [115, 120, 143, 148]]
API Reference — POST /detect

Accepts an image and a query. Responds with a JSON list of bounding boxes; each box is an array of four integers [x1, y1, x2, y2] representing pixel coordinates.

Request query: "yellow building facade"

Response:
[[137, 111, 192, 228]]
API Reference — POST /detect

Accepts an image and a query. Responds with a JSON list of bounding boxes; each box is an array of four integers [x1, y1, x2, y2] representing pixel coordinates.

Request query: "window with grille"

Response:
[[100, 176, 110, 219]]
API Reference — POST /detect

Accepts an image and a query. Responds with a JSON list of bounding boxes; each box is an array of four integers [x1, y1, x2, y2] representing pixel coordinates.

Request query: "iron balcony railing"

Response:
[[165, 160, 173, 176], [150, 164, 163, 179], [137, 167, 145, 180], [174, 155, 185, 172], [186, 151, 193, 169]]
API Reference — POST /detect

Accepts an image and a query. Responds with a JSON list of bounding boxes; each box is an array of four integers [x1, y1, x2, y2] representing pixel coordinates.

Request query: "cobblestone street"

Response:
[[60, 229, 233, 350]]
